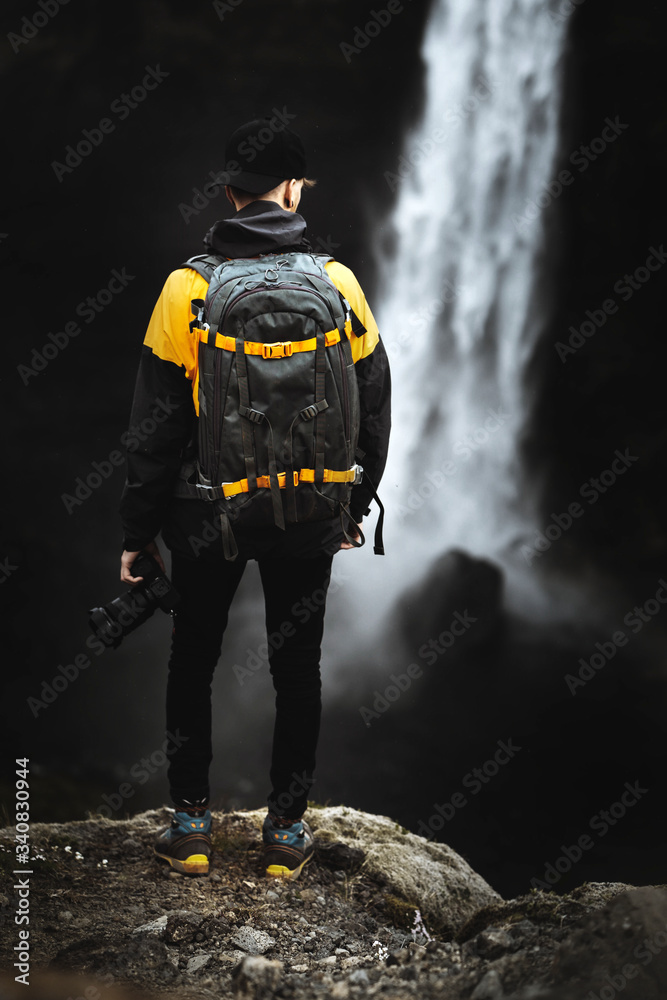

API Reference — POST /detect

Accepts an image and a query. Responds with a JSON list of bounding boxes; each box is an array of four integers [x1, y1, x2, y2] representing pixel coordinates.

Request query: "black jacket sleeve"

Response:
[[119, 346, 195, 551], [349, 336, 392, 522]]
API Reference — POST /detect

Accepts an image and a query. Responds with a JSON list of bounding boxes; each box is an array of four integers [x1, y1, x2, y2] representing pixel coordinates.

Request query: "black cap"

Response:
[[224, 113, 307, 194]]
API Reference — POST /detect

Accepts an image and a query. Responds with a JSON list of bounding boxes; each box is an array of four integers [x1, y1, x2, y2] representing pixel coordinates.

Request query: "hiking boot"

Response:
[[262, 813, 314, 880], [154, 808, 212, 875]]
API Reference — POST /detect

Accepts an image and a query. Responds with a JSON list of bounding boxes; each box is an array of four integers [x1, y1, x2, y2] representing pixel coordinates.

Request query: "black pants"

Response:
[[165, 549, 334, 820]]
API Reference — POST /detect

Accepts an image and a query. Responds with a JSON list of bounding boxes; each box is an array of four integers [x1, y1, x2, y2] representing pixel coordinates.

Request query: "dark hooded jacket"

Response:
[[119, 201, 391, 561]]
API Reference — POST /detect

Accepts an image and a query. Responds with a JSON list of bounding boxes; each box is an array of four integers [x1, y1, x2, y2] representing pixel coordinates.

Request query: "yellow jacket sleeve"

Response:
[[325, 260, 380, 363], [143, 268, 210, 381]]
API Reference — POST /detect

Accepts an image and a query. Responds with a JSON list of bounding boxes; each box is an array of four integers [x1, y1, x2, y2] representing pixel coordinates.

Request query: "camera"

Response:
[[88, 551, 181, 650]]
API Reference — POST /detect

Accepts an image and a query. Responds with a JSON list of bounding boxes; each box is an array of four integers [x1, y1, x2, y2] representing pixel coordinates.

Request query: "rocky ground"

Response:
[[1, 805, 666, 999]]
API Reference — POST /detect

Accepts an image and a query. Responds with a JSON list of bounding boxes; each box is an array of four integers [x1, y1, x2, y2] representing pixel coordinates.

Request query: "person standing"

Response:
[[119, 116, 391, 879]]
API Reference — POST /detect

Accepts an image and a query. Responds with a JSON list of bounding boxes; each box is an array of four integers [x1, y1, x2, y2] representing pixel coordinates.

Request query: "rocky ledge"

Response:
[[1, 805, 666, 999]]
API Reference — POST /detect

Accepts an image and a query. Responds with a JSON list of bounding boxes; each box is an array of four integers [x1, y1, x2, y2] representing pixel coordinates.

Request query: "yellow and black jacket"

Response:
[[119, 201, 391, 560]]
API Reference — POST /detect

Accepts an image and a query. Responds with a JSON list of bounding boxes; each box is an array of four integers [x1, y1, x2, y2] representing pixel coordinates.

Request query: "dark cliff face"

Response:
[[530, 0, 667, 579]]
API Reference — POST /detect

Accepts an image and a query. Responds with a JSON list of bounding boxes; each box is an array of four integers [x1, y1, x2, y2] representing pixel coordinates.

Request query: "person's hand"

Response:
[[120, 540, 166, 585], [340, 520, 363, 550]]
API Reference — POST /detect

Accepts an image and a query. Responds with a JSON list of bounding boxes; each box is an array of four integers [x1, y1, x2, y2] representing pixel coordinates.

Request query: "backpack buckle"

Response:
[[352, 464, 364, 485], [262, 341, 293, 359]]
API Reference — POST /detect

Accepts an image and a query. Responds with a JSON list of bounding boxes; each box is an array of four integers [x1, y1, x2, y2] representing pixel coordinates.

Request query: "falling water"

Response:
[[331, 0, 570, 660]]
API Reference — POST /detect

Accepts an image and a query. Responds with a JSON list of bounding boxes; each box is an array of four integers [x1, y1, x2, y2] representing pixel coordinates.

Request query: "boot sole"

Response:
[[265, 854, 312, 881], [154, 849, 209, 875]]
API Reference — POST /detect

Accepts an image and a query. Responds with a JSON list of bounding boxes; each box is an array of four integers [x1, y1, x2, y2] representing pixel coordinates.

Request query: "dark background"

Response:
[[1, 0, 666, 901]]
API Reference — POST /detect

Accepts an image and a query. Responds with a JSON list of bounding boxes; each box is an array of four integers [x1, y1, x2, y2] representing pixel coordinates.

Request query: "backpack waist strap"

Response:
[[194, 325, 348, 356], [175, 465, 362, 502], [222, 466, 361, 498]]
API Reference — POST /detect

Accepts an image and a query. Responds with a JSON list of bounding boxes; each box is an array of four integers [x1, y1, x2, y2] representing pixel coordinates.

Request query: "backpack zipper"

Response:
[[219, 282, 339, 331]]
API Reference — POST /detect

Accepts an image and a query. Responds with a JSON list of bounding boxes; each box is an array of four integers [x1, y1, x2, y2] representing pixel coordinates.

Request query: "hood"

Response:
[[203, 201, 311, 258]]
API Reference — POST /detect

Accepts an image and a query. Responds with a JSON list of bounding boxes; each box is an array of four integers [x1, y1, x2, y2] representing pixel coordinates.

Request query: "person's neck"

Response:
[[235, 194, 290, 213]]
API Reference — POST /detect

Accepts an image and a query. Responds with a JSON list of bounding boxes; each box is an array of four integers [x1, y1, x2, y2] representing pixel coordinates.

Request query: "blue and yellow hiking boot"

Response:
[[154, 807, 212, 875], [262, 813, 315, 880]]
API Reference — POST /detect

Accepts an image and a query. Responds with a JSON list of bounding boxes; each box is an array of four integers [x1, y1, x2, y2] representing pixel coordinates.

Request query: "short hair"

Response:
[[228, 177, 316, 203]]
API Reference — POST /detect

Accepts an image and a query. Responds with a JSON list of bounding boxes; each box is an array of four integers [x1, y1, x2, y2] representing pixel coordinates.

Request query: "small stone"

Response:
[[319, 955, 337, 966], [331, 983, 350, 999], [187, 953, 211, 974], [348, 969, 370, 986], [219, 950, 247, 966], [266, 890, 279, 899], [164, 911, 204, 944], [291, 964, 309, 973], [210, 873, 221, 882], [476, 928, 513, 959], [132, 915, 169, 936], [232, 954, 283, 997], [341, 957, 365, 969], [471, 968, 504, 1000], [59, 911, 73, 922], [231, 925, 276, 955]]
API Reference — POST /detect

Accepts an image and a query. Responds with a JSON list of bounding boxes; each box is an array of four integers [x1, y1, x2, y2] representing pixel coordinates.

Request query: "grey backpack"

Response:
[[176, 251, 378, 560]]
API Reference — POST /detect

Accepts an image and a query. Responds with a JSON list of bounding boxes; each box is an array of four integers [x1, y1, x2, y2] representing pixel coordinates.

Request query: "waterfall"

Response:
[[332, 0, 569, 660]]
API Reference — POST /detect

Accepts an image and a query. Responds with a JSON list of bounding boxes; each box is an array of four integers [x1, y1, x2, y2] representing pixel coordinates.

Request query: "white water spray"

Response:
[[332, 0, 570, 661]]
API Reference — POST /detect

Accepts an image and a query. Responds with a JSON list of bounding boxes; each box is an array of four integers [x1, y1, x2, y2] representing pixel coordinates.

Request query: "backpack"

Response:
[[175, 250, 384, 560]]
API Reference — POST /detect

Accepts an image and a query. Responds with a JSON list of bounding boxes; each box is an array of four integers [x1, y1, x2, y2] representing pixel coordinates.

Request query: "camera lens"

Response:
[[88, 589, 156, 650], [88, 550, 180, 650]]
